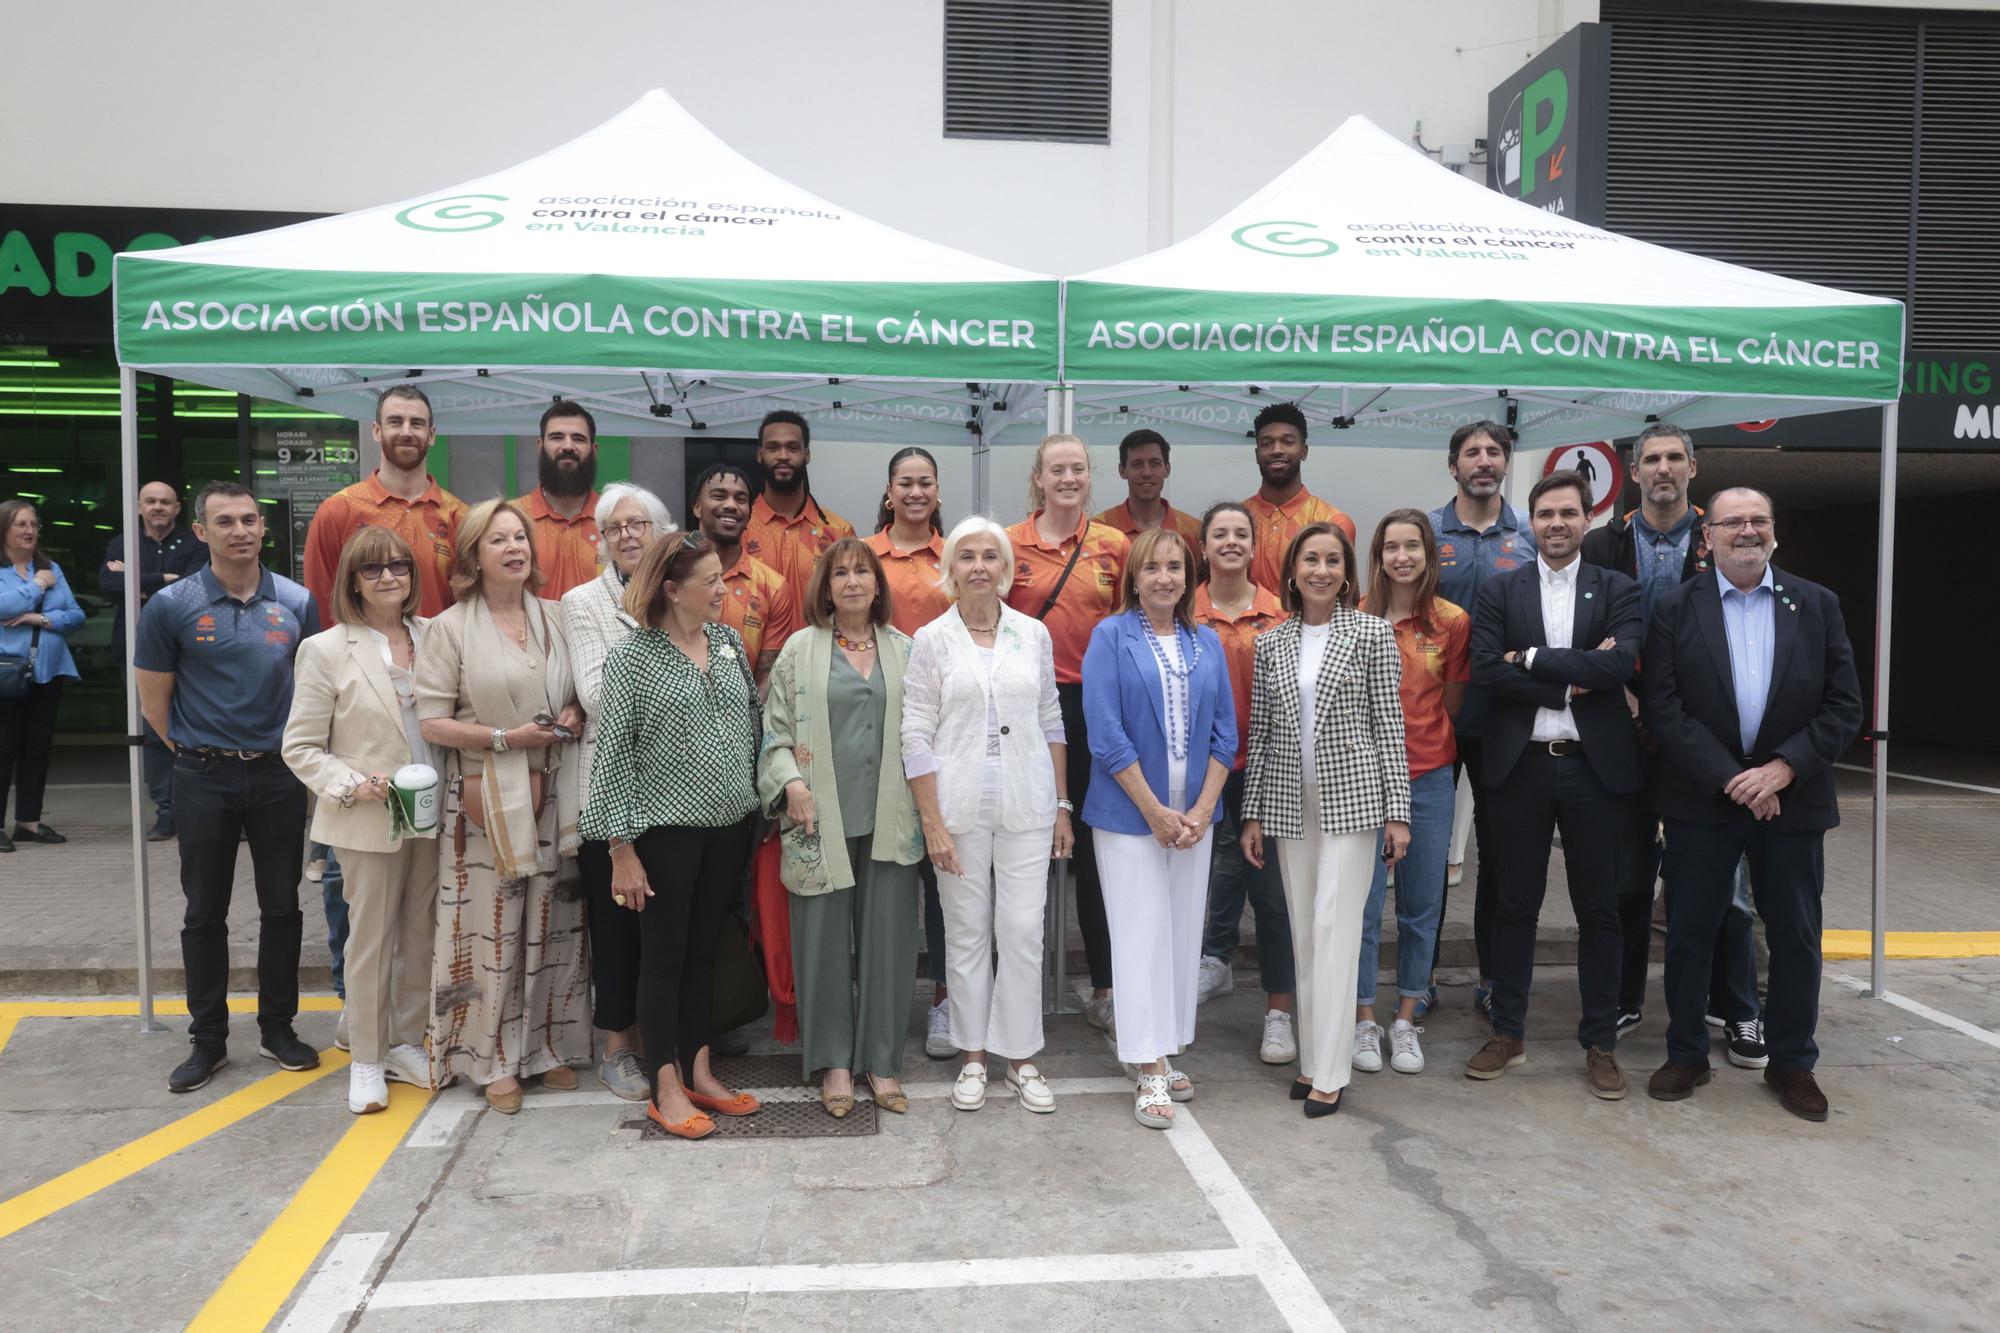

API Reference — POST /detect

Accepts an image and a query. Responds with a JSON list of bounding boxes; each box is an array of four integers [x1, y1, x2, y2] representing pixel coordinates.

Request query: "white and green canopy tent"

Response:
[[108, 89, 1059, 1022], [1042, 115, 1906, 995]]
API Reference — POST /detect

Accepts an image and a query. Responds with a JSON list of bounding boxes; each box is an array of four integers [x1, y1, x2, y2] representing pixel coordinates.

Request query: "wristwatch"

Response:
[[491, 727, 510, 752]]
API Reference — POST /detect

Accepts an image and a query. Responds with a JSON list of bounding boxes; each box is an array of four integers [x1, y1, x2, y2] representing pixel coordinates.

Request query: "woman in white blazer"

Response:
[[1240, 521, 1412, 1119], [282, 527, 439, 1115], [901, 515, 1071, 1115], [560, 482, 674, 1104]]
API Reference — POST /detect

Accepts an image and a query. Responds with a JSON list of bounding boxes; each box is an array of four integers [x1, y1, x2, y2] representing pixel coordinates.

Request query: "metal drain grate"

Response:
[[624, 1053, 880, 1140]]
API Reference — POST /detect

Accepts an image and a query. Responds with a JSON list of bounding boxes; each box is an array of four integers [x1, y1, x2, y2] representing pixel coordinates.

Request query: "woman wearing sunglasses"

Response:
[[282, 528, 441, 1115]]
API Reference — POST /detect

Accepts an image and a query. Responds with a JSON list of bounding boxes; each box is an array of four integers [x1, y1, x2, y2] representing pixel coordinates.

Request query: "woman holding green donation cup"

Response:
[[282, 527, 440, 1116]]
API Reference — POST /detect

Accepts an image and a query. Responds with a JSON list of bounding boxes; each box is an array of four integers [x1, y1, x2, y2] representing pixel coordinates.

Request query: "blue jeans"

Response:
[[1200, 769, 1295, 994], [1359, 766, 1452, 1002], [316, 842, 349, 1000]]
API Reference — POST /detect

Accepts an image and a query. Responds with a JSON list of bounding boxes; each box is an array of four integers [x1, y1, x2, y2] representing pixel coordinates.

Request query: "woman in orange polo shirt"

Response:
[[1004, 434, 1128, 1031], [865, 446, 957, 1061], [1353, 509, 1469, 1078]]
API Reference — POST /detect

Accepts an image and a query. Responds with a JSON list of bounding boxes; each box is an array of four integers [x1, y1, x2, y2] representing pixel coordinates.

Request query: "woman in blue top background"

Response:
[[1081, 527, 1235, 1128], [0, 499, 86, 852]]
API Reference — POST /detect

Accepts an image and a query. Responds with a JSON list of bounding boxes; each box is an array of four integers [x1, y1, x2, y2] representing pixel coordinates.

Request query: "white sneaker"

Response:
[[1084, 995, 1116, 1034], [1259, 1009, 1297, 1064], [1197, 955, 1234, 1004], [952, 1061, 988, 1111], [384, 1043, 432, 1089], [1006, 1062, 1056, 1114], [925, 999, 955, 1059], [1352, 1021, 1385, 1073], [1389, 1020, 1425, 1074], [333, 1008, 350, 1052], [348, 1061, 388, 1114]]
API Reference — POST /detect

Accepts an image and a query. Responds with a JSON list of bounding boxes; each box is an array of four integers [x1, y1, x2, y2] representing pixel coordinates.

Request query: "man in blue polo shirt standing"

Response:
[[136, 482, 321, 1093], [1427, 419, 1535, 1017]]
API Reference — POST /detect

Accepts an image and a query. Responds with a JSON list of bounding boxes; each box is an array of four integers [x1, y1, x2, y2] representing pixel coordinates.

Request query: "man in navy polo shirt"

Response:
[[1427, 419, 1535, 1017], [136, 482, 321, 1093]]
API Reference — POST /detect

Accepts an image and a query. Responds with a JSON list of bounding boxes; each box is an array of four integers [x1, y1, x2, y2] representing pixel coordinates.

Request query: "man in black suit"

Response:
[[1465, 470, 1646, 1100], [1641, 488, 1862, 1121], [1582, 424, 1763, 1063]]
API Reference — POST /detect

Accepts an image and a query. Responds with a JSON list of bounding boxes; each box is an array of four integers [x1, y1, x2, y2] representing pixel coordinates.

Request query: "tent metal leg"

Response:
[[121, 368, 161, 1033], [1868, 403, 1898, 999]]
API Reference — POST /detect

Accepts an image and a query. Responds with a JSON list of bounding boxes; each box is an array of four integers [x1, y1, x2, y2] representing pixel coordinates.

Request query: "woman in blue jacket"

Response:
[[1081, 527, 1235, 1129], [0, 500, 86, 851]]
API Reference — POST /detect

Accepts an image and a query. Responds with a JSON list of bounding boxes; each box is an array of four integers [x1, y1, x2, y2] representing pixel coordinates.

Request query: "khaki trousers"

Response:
[[337, 839, 439, 1065]]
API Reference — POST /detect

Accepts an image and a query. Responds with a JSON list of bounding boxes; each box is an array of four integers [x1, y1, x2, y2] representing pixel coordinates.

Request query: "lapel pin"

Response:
[[1583, 591, 1594, 600]]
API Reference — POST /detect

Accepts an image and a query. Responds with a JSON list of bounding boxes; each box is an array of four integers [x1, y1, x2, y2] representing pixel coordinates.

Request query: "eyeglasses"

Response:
[[601, 520, 654, 540], [1705, 516, 1774, 533], [358, 558, 414, 581]]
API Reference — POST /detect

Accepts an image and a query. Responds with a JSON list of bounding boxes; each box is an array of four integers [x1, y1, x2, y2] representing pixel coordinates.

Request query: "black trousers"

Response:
[[632, 817, 754, 1094], [1663, 818, 1825, 1071], [580, 838, 640, 1034], [173, 750, 307, 1044], [1485, 746, 1625, 1051], [0, 677, 63, 824], [1433, 733, 1500, 981], [1056, 681, 1112, 991], [1614, 798, 1759, 1021]]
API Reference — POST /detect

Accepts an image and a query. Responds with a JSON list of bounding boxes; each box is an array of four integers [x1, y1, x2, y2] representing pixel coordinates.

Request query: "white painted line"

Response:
[[1168, 1109, 1344, 1333], [367, 1247, 1262, 1307], [1826, 971, 2000, 1051], [405, 1097, 472, 1148], [1832, 763, 2000, 796], [276, 1231, 389, 1333]]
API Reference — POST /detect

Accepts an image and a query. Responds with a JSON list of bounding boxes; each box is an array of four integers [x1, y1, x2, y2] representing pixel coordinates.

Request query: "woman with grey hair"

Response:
[[561, 481, 675, 1101], [902, 515, 1071, 1115]]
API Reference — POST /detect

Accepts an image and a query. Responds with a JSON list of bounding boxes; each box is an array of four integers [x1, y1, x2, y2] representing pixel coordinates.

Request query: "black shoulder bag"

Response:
[[1035, 534, 1088, 621]]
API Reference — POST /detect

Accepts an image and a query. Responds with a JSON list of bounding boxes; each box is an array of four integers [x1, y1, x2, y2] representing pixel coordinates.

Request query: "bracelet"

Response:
[[1055, 798, 1075, 814], [491, 727, 509, 752]]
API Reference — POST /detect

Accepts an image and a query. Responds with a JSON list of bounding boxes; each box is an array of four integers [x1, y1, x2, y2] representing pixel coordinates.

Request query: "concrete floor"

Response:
[[2, 959, 1996, 1331]]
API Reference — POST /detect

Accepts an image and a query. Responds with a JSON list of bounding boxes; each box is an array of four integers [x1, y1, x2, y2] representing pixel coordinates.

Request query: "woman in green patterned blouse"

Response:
[[579, 531, 764, 1141]]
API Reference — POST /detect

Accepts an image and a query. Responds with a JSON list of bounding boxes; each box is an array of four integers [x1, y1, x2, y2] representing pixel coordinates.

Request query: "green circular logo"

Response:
[[395, 193, 508, 233], [1230, 220, 1338, 258]]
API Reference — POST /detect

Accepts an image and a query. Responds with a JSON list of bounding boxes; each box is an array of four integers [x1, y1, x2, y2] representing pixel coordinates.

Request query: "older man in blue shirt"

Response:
[[1425, 419, 1534, 1016], [1639, 487, 1863, 1122], [137, 482, 321, 1094]]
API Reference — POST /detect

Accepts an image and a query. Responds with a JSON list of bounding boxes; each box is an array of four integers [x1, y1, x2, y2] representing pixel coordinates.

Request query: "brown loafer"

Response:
[[1465, 1036, 1526, 1080], [540, 1065, 578, 1091], [1765, 1068, 1829, 1122], [1647, 1061, 1713, 1102], [485, 1082, 523, 1115], [1586, 1046, 1627, 1100]]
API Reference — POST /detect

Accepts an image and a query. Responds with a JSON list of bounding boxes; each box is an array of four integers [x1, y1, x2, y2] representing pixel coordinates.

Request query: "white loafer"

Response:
[[952, 1061, 988, 1111], [1007, 1062, 1056, 1114]]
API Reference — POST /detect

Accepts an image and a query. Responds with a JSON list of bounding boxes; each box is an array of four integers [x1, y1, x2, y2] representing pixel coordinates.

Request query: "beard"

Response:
[[540, 451, 597, 498], [763, 463, 806, 497]]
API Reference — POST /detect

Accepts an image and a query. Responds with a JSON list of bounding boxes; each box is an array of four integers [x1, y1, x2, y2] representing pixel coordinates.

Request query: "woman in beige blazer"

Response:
[[282, 527, 440, 1115], [757, 536, 923, 1117]]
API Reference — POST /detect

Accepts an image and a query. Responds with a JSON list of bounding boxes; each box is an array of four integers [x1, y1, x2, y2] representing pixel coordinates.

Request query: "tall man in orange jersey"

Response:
[[743, 409, 854, 590], [1241, 401, 1355, 597], [511, 400, 602, 599]]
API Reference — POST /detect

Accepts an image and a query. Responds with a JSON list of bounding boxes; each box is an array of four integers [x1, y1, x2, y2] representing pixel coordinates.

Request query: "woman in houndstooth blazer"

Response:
[[1240, 522, 1412, 1117]]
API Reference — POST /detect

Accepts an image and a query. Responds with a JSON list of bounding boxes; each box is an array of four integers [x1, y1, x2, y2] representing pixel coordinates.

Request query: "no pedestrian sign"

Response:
[[1545, 439, 1620, 517]]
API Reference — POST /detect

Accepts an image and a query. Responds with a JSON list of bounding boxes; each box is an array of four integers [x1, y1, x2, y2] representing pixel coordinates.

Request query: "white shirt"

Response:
[[368, 621, 433, 767], [1527, 555, 1581, 743], [1298, 620, 1332, 783], [1151, 627, 1190, 800]]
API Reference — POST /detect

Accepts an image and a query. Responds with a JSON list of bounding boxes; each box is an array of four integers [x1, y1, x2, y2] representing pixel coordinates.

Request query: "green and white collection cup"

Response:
[[391, 763, 440, 835]]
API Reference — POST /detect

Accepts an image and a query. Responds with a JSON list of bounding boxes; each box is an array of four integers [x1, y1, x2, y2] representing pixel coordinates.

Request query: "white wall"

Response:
[[1, 0, 1595, 274]]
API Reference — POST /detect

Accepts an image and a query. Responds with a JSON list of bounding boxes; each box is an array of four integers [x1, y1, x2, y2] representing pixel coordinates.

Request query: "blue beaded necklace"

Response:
[[1137, 610, 1202, 761]]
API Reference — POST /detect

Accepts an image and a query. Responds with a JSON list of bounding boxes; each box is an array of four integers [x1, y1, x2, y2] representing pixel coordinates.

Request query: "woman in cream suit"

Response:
[[901, 516, 1071, 1116], [282, 527, 439, 1115], [1240, 522, 1412, 1119]]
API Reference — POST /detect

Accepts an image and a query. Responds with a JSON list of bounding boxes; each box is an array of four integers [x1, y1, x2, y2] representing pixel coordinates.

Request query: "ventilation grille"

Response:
[[1602, 0, 2000, 349], [944, 0, 1112, 144]]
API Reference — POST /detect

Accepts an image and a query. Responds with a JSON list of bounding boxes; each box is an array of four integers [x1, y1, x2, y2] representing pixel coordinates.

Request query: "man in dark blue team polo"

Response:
[[136, 482, 321, 1093]]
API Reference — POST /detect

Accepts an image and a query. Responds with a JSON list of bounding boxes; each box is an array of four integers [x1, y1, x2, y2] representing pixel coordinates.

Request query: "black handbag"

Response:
[[709, 911, 771, 1034], [0, 625, 40, 700]]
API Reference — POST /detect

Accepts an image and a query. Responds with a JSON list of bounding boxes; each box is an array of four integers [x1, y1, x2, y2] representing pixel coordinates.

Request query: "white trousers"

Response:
[[937, 797, 1051, 1060], [1275, 785, 1378, 1094], [1096, 800, 1211, 1064]]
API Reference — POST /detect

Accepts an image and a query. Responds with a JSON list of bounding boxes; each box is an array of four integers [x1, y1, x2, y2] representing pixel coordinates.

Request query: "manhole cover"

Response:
[[622, 1052, 879, 1140]]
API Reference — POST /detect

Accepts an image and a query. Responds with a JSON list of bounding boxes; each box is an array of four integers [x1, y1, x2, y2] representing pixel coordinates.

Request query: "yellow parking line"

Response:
[[0, 1016, 17, 1064], [1823, 930, 2000, 960], [0, 1054, 347, 1242], [188, 1082, 428, 1332]]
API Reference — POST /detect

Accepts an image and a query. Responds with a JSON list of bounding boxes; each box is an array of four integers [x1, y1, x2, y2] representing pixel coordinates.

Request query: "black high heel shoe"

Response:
[[1289, 1079, 1311, 1101], [1303, 1090, 1342, 1119]]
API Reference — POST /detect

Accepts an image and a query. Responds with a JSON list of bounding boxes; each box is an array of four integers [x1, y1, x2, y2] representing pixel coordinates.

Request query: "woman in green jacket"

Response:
[[758, 536, 925, 1117]]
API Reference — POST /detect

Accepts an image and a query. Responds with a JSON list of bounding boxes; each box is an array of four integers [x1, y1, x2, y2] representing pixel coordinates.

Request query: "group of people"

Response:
[[48, 381, 1859, 1136]]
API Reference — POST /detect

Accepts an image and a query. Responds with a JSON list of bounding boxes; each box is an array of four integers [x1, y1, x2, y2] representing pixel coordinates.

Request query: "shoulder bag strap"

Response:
[[1035, 531, 1088, 621]]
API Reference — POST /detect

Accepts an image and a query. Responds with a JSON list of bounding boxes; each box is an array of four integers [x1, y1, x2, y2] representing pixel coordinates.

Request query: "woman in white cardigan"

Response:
[[281, 527, 439, 1115], [902, 515, 1071, 1115], [560, 483, 674, 1103]]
